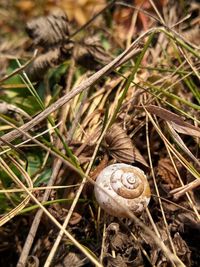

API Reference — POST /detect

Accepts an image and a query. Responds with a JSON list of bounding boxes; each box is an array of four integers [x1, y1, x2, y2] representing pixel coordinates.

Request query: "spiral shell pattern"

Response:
[[94, 163, 151, 218]]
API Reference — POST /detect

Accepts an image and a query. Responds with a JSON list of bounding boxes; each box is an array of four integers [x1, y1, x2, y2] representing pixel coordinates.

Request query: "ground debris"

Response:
[[173, 232, 191, 266], [55, 252, 86, 267], [103, 223, 143, 267]]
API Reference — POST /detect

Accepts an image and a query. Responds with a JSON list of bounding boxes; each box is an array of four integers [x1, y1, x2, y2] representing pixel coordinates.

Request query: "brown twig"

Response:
[[170, 179, 200, 199]]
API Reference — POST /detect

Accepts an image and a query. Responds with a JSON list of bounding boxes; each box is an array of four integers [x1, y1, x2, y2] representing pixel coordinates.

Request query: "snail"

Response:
[[94, 163, 151, 218]]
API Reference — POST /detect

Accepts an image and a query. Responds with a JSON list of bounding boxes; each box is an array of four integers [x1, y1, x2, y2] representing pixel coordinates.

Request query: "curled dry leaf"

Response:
[[104, 123, 148, 166], [25, 43, 73, 80], [69, 212, 82, 225], [104, 123, 135, 163], [82, 36, 112, 64], [26, 9, 70, 47], [25, 10, 73, 80]]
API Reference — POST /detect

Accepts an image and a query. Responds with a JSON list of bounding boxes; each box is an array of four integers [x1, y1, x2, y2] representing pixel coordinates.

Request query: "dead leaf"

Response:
[[104, 123, 134, 163], [26, 9, 70, 47], [173, 233, 191, 266], [144, 105, 200, 138], [25, 43, 73, 80], [103, 123, 148, 166], [69, 212, 82, 225], [103, 255, 128, 267], [104, 223, 143, 267], [170, 121, 200, 138], [177, 213, 200, 232]]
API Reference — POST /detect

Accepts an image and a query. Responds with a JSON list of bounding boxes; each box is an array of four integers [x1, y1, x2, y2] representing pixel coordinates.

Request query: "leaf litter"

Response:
[[0, 1, 200, 267]]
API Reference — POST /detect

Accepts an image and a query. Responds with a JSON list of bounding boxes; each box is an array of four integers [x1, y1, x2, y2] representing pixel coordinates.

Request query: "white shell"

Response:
[[94, 163, 151, 218]]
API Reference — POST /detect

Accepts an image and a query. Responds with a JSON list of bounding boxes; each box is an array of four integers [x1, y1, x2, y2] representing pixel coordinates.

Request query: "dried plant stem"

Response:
[[16, 160, 63, 267], [144, 109, 200, 221], [44, 30, 155, 266], [44, 117, 111, 267], [171, 179, 200, 199], [145, 116, 177, 259], [0, 122, 61, 156], [99, 222, 107, 263], [17, 53, 76, 267], [0, 185, 79, 193], [0, 117, 79, 174], [149, 0, 165, 25], [0, 157, 102, 267]]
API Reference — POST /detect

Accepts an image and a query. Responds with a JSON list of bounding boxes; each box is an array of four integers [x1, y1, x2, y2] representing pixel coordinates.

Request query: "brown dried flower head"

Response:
[[104, 124, 135, 164], [26, 9, 70, 47]]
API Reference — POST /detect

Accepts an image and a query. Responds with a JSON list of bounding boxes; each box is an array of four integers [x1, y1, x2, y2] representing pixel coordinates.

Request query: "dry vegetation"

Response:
[[0, 0, 200, 266]]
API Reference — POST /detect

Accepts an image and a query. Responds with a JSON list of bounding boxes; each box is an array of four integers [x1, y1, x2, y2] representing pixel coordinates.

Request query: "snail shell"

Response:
[[94, 163, 151, 218]]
